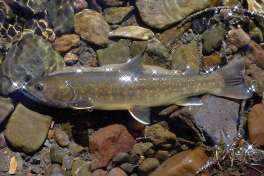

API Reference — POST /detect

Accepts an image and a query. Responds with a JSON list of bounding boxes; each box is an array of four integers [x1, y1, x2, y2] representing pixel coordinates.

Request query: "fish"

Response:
[[23, 55, 252, 125]]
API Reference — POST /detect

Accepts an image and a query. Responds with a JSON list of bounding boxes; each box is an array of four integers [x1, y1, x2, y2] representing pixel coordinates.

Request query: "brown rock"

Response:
[[227, 28, 251, 49], [248, 103, 264, 146], [89, 124, 136, 170], [53, 34, 80, 53], [150, 147, 209, 176], [54, 128, 70, 147], [138, 158, 160, 174], [64, 52, 79, 65], [249, 42, 264, 69], [107, 167, 127, 176], [144, 123, 176, 145], [75, 9, 110, 46], [92, 169, 107, 176]]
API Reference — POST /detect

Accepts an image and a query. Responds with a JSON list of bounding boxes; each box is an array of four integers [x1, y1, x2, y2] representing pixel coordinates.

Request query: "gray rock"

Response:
[[112, 152, 130, 165], [0, 97, 14, 125], [97, 39, 130, 65], [120, 163, 137, 173], [132, 142, 153, 156], [4, 104, 52, 153], [155, 150, 170, 162], [71, 158, 91, 176], [50, 145, 65, 164], [187, 95, 240, 145], [47, 0, 74, 34], [0, 33, 64, 95], [54, 128, 70, 147]]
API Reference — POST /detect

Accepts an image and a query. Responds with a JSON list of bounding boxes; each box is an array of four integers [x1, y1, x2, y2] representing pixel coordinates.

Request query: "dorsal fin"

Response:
[[120, 53, 145, 73]]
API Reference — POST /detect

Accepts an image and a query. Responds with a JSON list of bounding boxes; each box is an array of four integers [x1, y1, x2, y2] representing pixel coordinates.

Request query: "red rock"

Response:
[[89, 124, 136, 170], [249, 42, 264, 69], [108, 167, 127, 176], [92, 169, 107, 176], [248, 103, 264, 146]]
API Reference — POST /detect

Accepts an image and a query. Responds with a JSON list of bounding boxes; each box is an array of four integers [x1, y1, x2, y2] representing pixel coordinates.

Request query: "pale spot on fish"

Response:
[[119, 75, 132, 82], [76, 68, 82, 73]]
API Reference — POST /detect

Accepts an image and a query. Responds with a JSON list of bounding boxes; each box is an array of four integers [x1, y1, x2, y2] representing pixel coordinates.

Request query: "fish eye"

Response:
[[34, 83, 44, 91]]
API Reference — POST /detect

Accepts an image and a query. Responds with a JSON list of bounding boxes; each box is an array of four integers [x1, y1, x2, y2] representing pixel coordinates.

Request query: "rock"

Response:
[[150, 147, 208, 176], [246, 61, 264, 94], [248, 42, 264, 69], [47, 0, 74, 34], [202, 53, 221, 71], [136, 0, 210, 29], [4, 104, 52, 153], [92, 169, 107, 176], [202, 23, 225, 54], [54, 128, 70, 147], [72, 44, 98, 66], [0, 133, 6, 148], [0, 148, 13, 173], [248, 103, 264, 146], [53, 34, 80, 53], [144, 124, 176, 145], [71, 158, 92, 176], [247, 0, 264, 13], [0, 33, 64, 95], [45, 164, 65, 176], [120, 163, 137, 174], [73, 0, 88, 12], [50, 145, 65, 164], [89, 124, 136, 169], [75, 9, 110, 46], [112, 152, 130, 165], [64, 52, 79, 66], [170, 40, 200, 72], [108, 167, 127, 176], [132, 142, 154, 156], [62, 155, 73, 171], [97, 39, 130, 65], [104, 6, 134, 24], [69, 142, 85, 156], [227, 28, 251, 49], [103, 0, 126, 7], [249, 24, 264, 43], [155, 150, 170, 162], [187, 95, 240, 145], [109, 26, 154, 40], [138, 158, 160, 174], [0, 97, 14, 125], [130, 41, 148, 57]]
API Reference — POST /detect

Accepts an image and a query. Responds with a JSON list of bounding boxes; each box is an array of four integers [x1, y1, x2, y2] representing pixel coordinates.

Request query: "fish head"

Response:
[[24, 76, 75, 108]]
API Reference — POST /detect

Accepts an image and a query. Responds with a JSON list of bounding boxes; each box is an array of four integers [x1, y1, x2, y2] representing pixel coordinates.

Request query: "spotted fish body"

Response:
[[24, 55, 251, 124]]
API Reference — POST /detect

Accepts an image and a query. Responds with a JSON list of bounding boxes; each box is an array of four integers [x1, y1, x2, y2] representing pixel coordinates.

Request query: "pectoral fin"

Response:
[[175, 97, 203, 106], [129, 106, 151, 125]]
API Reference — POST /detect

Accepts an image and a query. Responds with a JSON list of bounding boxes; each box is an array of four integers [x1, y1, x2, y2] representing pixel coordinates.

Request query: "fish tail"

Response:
[[211, 58, 252, 99]]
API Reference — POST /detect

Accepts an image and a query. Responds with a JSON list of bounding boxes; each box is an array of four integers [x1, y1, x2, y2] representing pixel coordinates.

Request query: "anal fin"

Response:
[[175, 97, 203, 106], [129, 106, 151, 125]]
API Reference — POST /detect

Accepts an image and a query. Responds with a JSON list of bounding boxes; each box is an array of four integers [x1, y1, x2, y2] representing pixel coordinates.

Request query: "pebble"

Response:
[[112, 152, 130, 165], [69, 142, 85, 157], [71, 158, 92, 176], [132, 142, 154, 156], [136, 0, 210, 29], [64, 52, 79, 66], [227, 28, 251, 49], [120, 163, 137, 174], [103, 0, 126, 7], [62, 155, 73, 171], [150, 147, 208, 176], [50, 145, 65, 164], [144, 124, 176, 145], [45, 164, 65, 176], [53, 34, 80, 53], [202, 23, 225, 55], [138, 158, 160, 174], [92, 169, 107, 176], [155, 150, 170, 162], [109, 26, 155, 40], [54, 128, 70, 147], [0, 97, 14, 125], [73, 0, 88, 12], [104, 6, 133, 24], [107, 167, 127, 176], [248, 103, 264, 146], [202, 53, 221, 71], [89, 124, 136, 170], [75, 9, 110, 46], [97, 39, 130, 66], [0, 133, 6, 148], [4, 104, 52, 153]]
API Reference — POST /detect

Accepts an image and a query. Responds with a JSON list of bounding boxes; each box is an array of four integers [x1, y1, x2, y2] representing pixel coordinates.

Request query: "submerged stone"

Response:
[[104, 6, 133, 24], [4, 104, 52, 153], [0, 97, 14, 125], [47, 0, 74, 34], [136, 0, 210, 29], [0, 33, 64, 95]]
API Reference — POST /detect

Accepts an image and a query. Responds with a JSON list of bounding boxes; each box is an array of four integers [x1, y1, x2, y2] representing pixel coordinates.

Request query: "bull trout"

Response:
[[23, 55, 252, 124]]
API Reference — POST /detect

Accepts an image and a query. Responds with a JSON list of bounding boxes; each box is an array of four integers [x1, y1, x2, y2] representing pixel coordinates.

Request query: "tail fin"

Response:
[[211, 58, 252, 99]]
